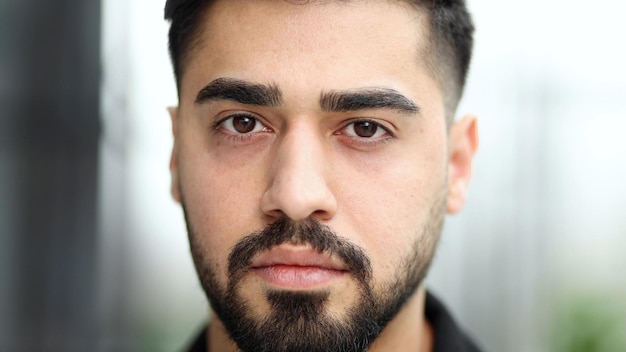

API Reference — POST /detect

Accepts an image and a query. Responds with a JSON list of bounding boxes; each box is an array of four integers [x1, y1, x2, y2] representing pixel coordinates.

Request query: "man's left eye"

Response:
[[343, 120, 388, 138]]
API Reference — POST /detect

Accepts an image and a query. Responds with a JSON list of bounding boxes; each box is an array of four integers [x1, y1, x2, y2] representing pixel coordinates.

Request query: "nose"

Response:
[[260, 121, 338, 222]]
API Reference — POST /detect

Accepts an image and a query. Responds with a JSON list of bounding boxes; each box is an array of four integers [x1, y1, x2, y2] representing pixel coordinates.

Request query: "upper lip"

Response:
[[250, 245, 348, 271]]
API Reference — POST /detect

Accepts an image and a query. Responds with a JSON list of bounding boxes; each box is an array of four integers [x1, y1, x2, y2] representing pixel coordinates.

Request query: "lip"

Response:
[[250, 245, 348, 289]]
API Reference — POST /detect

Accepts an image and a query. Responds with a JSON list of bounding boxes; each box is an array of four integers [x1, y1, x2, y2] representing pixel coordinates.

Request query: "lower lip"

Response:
[[252, 265, 346, 289]]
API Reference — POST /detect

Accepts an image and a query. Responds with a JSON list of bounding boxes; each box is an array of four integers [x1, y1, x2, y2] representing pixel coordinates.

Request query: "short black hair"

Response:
[[164, 0, 208, 88], [164, 0, 474, 118]]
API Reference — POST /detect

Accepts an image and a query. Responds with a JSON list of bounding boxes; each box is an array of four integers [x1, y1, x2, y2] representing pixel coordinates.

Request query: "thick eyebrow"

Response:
[[195, 77, 282, 106], [319, 88, 419, 115]]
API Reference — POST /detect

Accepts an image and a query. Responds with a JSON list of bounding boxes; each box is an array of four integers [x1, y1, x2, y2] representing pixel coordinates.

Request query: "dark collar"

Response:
[[185, 291, 482, 352], [424, 291, 482, 352]]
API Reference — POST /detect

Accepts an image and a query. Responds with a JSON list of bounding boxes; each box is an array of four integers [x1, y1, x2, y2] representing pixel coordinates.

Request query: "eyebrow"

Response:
[[195, 78, 282, 106], [319, 88, 419, 115]]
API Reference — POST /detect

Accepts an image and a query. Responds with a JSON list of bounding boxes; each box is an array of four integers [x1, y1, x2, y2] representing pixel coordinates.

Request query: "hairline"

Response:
[[172, 0, 462, 125]]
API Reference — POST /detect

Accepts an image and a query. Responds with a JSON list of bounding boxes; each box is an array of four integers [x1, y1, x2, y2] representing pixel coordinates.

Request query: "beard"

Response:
[[183, 197, 444, 352]]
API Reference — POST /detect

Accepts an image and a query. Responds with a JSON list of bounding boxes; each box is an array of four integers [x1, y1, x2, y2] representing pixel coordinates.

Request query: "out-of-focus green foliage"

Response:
[[550, 292, 626, 352]]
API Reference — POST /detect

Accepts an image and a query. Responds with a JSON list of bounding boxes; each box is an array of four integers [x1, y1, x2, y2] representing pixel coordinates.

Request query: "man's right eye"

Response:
[[218, 114, 268, 134]]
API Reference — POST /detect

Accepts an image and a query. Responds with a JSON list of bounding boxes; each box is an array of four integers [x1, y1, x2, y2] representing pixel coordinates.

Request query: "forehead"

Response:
[[179, 0, 439, 109]]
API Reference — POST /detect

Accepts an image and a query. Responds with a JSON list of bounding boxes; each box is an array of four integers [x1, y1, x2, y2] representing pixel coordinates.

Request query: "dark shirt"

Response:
[[185, 291, 482, 352], [424, 292, 482, 352]]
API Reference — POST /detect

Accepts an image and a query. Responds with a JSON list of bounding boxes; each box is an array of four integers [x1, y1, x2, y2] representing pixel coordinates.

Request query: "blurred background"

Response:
[[1, 0, 625, 351]]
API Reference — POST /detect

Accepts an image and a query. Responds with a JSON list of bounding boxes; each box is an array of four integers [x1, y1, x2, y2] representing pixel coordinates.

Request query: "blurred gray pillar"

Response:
[[0, 0, 101, 350]]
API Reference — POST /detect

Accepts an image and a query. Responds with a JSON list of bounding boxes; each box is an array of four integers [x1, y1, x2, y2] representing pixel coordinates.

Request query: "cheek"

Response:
[[364, 171, 440, 274], [335, 137, 447, 278], [179, 141, 268, 277]]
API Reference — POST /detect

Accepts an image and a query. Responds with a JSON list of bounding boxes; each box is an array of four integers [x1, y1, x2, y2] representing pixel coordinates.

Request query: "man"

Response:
[[164, 0, 479, 351]]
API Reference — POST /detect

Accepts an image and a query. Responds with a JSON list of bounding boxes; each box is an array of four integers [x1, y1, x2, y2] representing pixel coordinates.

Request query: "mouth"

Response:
[[250, 245, 349, 289]]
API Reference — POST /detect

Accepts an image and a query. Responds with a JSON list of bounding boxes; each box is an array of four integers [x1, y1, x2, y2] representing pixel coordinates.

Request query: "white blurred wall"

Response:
[[99, 0, 206, 350], [99, 0, 626, 350]]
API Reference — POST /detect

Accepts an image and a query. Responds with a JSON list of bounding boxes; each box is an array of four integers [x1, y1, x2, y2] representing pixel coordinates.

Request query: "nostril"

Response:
[[263, 208, 286, 221], [311, 208, 334, 221], [260, 183, 338, 222]]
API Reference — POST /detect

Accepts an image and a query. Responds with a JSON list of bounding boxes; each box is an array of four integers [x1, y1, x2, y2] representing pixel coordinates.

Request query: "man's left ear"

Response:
[[446, 114, 479, 214]]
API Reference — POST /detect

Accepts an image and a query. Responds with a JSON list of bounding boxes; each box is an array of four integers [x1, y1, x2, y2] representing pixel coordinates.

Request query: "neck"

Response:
[[208, 317, 238, 352], [368, 286, 433, 352], [207, 286, 433, 352]]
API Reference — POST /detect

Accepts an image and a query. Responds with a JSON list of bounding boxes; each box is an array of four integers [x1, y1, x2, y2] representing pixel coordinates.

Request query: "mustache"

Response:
[[227, 218, 372, 284]]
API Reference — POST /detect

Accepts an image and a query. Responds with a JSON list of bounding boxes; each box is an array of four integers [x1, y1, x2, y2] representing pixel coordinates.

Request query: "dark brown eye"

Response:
[[232, 115, 256, 133], [353, 121, 378, 138]]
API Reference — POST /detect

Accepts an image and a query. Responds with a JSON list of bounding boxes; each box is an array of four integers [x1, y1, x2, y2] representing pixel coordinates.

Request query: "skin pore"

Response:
[[168, 0, 478, 351]]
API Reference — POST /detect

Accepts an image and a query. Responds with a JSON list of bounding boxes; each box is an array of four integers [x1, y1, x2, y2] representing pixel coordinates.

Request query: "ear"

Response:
[[446, 114, 479, 214], [168, 106, 182, 203]]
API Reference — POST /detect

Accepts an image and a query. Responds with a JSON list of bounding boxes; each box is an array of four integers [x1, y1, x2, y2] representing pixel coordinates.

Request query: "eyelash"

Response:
[[212, 113, 270, 143], [212, 115, 394, 147], [338, 119, 395, 146]]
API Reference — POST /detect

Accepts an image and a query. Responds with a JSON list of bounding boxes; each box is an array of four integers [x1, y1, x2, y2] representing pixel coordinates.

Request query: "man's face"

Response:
[[169, 0, 476, 351]]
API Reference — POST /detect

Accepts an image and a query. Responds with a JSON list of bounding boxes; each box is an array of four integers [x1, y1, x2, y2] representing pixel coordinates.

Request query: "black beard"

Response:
[[185, 211, 444, 352]]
